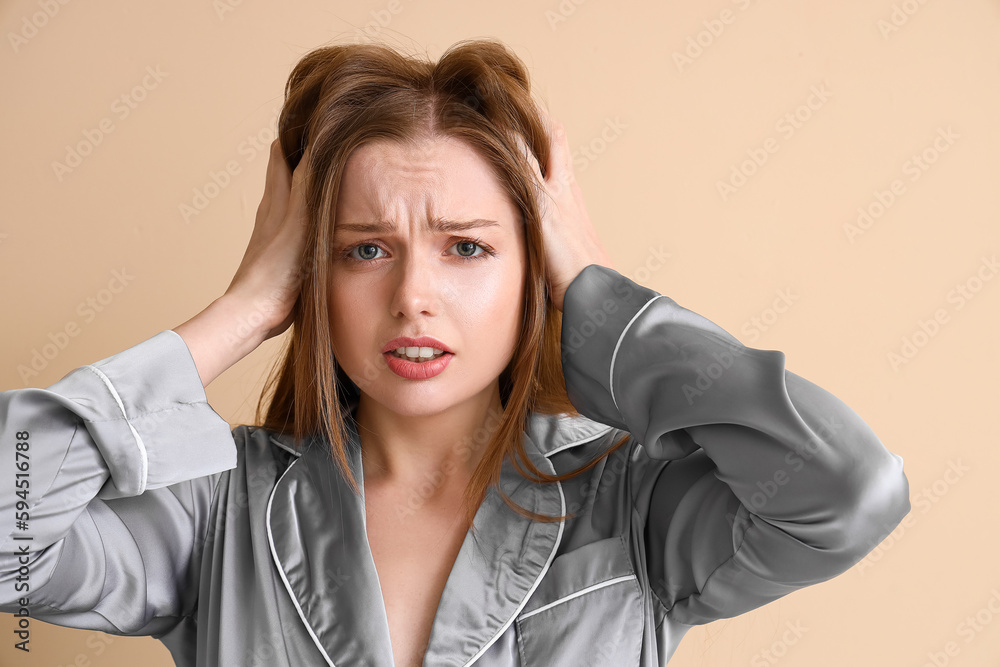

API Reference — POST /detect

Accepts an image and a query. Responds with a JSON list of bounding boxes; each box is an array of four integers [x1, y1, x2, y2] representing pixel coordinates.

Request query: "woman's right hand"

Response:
[[224, 138, 313, 342]]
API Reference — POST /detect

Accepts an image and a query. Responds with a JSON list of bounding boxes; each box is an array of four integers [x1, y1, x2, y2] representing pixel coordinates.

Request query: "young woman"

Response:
[[0, 38, 910, 666]]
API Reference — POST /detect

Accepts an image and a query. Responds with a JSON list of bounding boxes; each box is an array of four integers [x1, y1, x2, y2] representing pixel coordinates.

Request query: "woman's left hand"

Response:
[[519, 103, 617, 312]]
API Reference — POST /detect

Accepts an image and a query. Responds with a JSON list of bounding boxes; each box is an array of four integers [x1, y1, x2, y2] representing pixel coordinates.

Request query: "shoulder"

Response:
[[227, 424, 305, 480], [526, 412, 687, 514], [525, 411, 633, 469]]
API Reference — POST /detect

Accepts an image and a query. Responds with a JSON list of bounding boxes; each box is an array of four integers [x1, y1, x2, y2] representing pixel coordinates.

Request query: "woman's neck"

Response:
[[355, 387, 504, 497]]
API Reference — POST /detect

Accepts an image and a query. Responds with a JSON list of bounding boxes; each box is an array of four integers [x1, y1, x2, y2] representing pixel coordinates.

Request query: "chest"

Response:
[[364, 490, 471, 667]]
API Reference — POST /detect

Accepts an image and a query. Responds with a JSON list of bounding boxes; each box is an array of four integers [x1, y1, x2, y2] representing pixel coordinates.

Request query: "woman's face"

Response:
[[328, 134, 527, 418]]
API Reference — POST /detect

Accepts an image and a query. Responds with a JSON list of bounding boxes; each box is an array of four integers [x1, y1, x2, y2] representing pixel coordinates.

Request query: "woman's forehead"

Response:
[[343, 135, 493, 185], [336, 137, 520, 229]]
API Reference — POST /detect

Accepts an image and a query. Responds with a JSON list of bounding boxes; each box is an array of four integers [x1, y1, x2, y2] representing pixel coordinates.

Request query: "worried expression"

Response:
[[328, 134, 528, 418]]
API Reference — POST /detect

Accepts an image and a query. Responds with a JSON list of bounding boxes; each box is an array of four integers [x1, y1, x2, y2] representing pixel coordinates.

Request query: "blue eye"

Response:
[[351, 244, 382, 262], [341, 238, 497, 264], [452, 239, 492, 260]]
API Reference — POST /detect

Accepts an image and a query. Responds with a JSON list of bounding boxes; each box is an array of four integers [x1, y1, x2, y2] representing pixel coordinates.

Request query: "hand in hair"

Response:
[[520, 103, 617, 312], [224, 138, 314, 342]]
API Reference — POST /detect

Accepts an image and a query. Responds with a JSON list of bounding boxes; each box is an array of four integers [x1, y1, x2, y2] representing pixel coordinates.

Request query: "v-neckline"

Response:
[[266, 403, 567, 666]]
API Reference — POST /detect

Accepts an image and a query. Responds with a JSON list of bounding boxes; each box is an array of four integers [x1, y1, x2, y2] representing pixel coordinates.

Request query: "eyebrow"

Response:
[[334, 218, 501, 235]]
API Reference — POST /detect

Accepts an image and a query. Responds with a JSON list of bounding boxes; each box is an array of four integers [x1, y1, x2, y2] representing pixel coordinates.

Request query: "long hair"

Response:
[[253, 37, 630, 533]]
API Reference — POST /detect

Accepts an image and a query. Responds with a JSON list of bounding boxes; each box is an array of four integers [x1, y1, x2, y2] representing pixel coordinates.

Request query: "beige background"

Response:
[[1, 0, 998, 665]]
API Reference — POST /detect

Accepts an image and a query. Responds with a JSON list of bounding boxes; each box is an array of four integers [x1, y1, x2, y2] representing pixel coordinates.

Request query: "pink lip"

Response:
[[383, 351, 453, 379], [381, 336, 454, 354]]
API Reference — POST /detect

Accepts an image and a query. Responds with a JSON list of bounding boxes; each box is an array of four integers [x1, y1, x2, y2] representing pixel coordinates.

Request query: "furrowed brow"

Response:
[[334, 218, 501, 235]]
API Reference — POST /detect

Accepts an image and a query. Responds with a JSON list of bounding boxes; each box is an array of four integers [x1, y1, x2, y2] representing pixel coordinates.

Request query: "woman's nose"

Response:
[[389, 259, 460, 316]]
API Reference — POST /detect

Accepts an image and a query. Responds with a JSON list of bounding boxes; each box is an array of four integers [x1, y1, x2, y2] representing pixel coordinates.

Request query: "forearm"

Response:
[[172, 296, 268, 389]]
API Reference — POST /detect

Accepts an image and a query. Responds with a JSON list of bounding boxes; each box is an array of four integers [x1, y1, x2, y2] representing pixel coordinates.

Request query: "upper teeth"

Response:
[[393, 346, 445, 359]]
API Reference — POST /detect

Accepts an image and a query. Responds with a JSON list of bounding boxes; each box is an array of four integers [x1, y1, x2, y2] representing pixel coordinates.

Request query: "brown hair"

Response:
[[253, 37, 630, 533]]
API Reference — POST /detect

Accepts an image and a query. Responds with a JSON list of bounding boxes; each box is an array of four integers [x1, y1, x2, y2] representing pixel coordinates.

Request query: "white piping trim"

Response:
[[544, 424, 615, 458], [85, 365, 148, 495], [461, 477, 567, 667], [266, 458, 336, 667], [267, 433, 303, 457], [517, 574, 637, 620], [609, 295, 666, 416]]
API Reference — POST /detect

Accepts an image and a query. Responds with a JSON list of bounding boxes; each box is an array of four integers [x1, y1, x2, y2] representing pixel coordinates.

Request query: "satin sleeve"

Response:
[[0, 330, 237, 637], [559, 264, 911, 626]]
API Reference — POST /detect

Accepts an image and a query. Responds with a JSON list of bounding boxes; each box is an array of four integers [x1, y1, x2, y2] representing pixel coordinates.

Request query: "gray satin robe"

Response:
[[0, 264, 911, 665]]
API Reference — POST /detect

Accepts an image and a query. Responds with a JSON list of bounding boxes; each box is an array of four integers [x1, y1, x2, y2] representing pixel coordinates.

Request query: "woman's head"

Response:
[[255, 38, 630, 530], [328, 134, 526, 424]]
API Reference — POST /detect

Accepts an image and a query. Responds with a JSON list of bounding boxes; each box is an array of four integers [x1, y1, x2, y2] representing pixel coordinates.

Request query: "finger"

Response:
[[290, 142, 312, 188], [277, 143, 314, 274], [285, 143, 312, 223], [531, 100, 572, 186], [280, 145, 314, 282], [529, 98, 556, 180], [512, 132, 542, 181], [545, 118, 574, 186], [510, 132, 550, 222], [267, 139, 295, 224], [256, 139, 282, 223]]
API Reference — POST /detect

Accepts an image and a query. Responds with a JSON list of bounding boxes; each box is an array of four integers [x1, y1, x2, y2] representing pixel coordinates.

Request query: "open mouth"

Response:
[[387, 350, 450, 363]]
